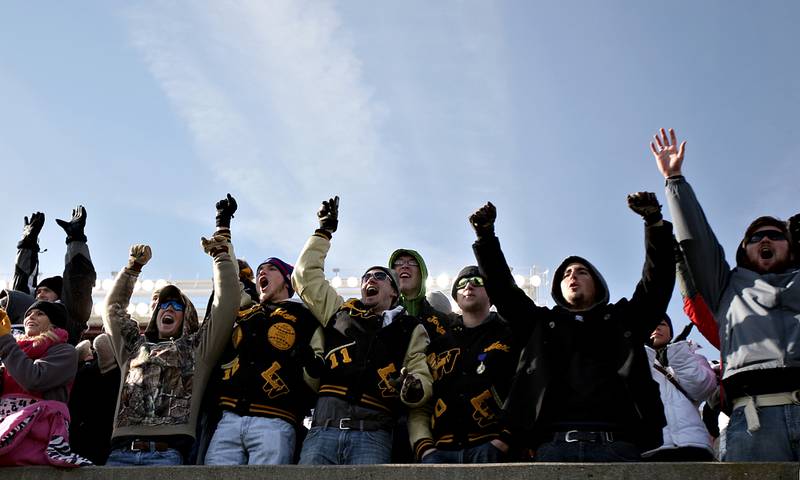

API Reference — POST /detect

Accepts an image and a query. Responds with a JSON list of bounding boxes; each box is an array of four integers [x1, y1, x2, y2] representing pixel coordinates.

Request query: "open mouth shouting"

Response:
[[760, 246, 774, 260], [365, 285, 380, 297]]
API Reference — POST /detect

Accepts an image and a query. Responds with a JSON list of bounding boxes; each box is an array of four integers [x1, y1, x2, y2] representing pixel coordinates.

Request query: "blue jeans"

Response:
[[205, 411, 296, 465], [534, 440, 640, 462], [106, 446, 183, 466], [298, 426, 392, 464], [421, 442, 505, 464], [725, 404, 800, 461]]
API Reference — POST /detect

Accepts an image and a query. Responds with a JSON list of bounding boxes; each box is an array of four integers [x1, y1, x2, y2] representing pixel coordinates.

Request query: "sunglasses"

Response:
[[392, 259, 419, 268], [362, 271, 391, 283], [456, 276, 485, 290], [747, 230, 787, 244], [159, 300, 185, 312]]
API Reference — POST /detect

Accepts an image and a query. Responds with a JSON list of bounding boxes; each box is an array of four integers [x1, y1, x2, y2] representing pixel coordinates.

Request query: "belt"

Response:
[[128, 440, 172, 452], [732, 390, 800, 433], [552, 430, 629, 444], [312, 417, 391, 431]]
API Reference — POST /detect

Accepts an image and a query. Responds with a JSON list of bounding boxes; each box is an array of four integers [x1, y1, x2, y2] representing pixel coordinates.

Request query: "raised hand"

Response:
[[19, 211, 45, 249], [650, 128, 686, 178], [55, 205, 88, 244], [317, 196, 340, 234], [201, 234, 232, 258], [215, 193, 238, 228], [128, 244, 152, 270], [469, 202, 497, 238], [627, 191, 663, 225]]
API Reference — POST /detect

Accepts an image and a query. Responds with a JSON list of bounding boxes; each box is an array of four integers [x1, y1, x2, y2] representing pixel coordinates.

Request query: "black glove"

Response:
[[56, 205, 88, 244], [673, 323, 694, 343], [469, 202, 496, 238], [400, 370, 424, 404], [18, 212, 45, 250], [215, 193, 238, 228], [627, 192, 663, 225], [317, 196, 339, 234]]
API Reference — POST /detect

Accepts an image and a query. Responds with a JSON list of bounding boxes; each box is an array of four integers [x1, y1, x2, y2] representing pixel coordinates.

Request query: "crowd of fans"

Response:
[[0, 128, 797, 466]]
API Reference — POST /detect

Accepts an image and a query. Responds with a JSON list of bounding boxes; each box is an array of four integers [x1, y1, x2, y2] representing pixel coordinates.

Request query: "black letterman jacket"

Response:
[[409, 312, 519, 459], [212, 298, 321, 426], [291, 233, 432, 412]]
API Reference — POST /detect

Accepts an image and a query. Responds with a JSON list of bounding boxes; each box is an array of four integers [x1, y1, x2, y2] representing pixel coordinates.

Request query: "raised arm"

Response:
[[197, 193, 241, 363], [291, 196, 344, 326], [57, 205, 97, 345], [12, 212, 44, 294], [626, 191, 676, 340], [103, 244, 151, 364], [653, 128, 731, 310], [470, 202, 541, 341]]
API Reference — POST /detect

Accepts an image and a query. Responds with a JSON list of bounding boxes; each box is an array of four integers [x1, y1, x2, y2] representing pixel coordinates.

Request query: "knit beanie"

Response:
[[36, 276, 63, 299], [451, 265, 485, 299], [25, 300, 68, 329], [363, 266, 401, 299], [257, 257, 295, 297]]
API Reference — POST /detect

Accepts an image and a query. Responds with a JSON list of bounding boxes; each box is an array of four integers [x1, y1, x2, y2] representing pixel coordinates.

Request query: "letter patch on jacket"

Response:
[[221, 357, 240, 381], [427, 348, 460, 381], [261, 361, 289, 399], [267, 322, 296, 351], [470, 390, 498, 428], [377, 363, 399, 398]]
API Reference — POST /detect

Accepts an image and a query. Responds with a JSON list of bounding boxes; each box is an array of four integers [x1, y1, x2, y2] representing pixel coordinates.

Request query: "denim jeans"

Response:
[[421, 442, 505, 464], [534, 440, 640, 462], [298, 426, 392, 464], [724, 403, 800, 461], [106, 446, 183, 466], [205, 411, 296, 465]]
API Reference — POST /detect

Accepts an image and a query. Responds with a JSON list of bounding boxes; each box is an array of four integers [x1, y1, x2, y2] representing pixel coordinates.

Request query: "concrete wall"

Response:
[[1, 463, 797, 480]]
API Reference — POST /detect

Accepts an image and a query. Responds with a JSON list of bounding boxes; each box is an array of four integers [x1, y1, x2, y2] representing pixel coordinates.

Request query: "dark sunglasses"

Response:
[[747, 230, 787, 244], [362, 271, 390, 282], [456, 276, 485, 290], [159, 300, 185, 312], [392, 259, 419, 268]]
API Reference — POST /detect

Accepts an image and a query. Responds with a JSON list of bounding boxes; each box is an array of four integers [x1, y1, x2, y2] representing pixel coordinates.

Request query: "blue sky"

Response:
[[1, 1, 797, 353]]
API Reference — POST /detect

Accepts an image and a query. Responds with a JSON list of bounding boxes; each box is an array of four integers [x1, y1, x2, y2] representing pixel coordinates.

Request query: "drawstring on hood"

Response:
[[551, 255, 610, 311]]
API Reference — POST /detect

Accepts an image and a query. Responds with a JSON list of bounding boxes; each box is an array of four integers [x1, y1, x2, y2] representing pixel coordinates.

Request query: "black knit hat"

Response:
[[35, 276, 63, 299], [451, 265, 485, 299], [25, 300, 68, 329]]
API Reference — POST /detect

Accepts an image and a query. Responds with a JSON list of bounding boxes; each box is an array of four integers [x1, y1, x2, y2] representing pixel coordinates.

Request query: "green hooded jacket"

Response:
[[388, 249, 429, 317]]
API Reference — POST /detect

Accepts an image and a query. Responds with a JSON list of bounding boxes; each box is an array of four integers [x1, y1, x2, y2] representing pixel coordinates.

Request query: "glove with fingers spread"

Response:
[[18, 212, 45, 250], [627, 191, 663, 225], [469, 202, 497, 238], [127, 244, 152, 271], [317, 196, 340, 236], [215, 193, 238, 229], [201, 234, 233, 259], [0, 308, 11, 337], [56, 205, 88, 244]]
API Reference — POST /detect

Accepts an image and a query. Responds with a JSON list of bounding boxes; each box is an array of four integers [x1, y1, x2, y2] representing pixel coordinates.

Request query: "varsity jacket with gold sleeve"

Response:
[[318, 299, 425, 415], [409, 312, 518, 459], [292, 233, 433, 413], [212, 299, 321, 426]]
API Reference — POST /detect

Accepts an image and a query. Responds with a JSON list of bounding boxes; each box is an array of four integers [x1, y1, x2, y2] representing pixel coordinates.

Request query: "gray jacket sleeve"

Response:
[[0, 335, 77, 393], [665, 176, 732, 311]]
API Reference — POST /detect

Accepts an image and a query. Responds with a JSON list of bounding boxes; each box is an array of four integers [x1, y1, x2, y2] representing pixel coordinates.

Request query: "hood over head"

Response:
[[145, 284, 198, 342], [551, 255, 609, 311], [735, 216, 791, 268], [388, 248, 429, 316]]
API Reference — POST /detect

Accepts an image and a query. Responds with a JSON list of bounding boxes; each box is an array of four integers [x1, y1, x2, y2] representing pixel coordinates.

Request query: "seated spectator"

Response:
[[643, 315, 717, 461], [0, 302, 89, 466]]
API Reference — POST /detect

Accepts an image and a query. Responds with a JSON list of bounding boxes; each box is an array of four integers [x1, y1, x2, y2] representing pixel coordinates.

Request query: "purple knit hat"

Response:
[[257, 257, 295, 297]]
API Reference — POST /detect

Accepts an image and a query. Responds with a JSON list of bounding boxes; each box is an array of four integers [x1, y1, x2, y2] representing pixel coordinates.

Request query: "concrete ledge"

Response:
[[0, 463, 797, 480]]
